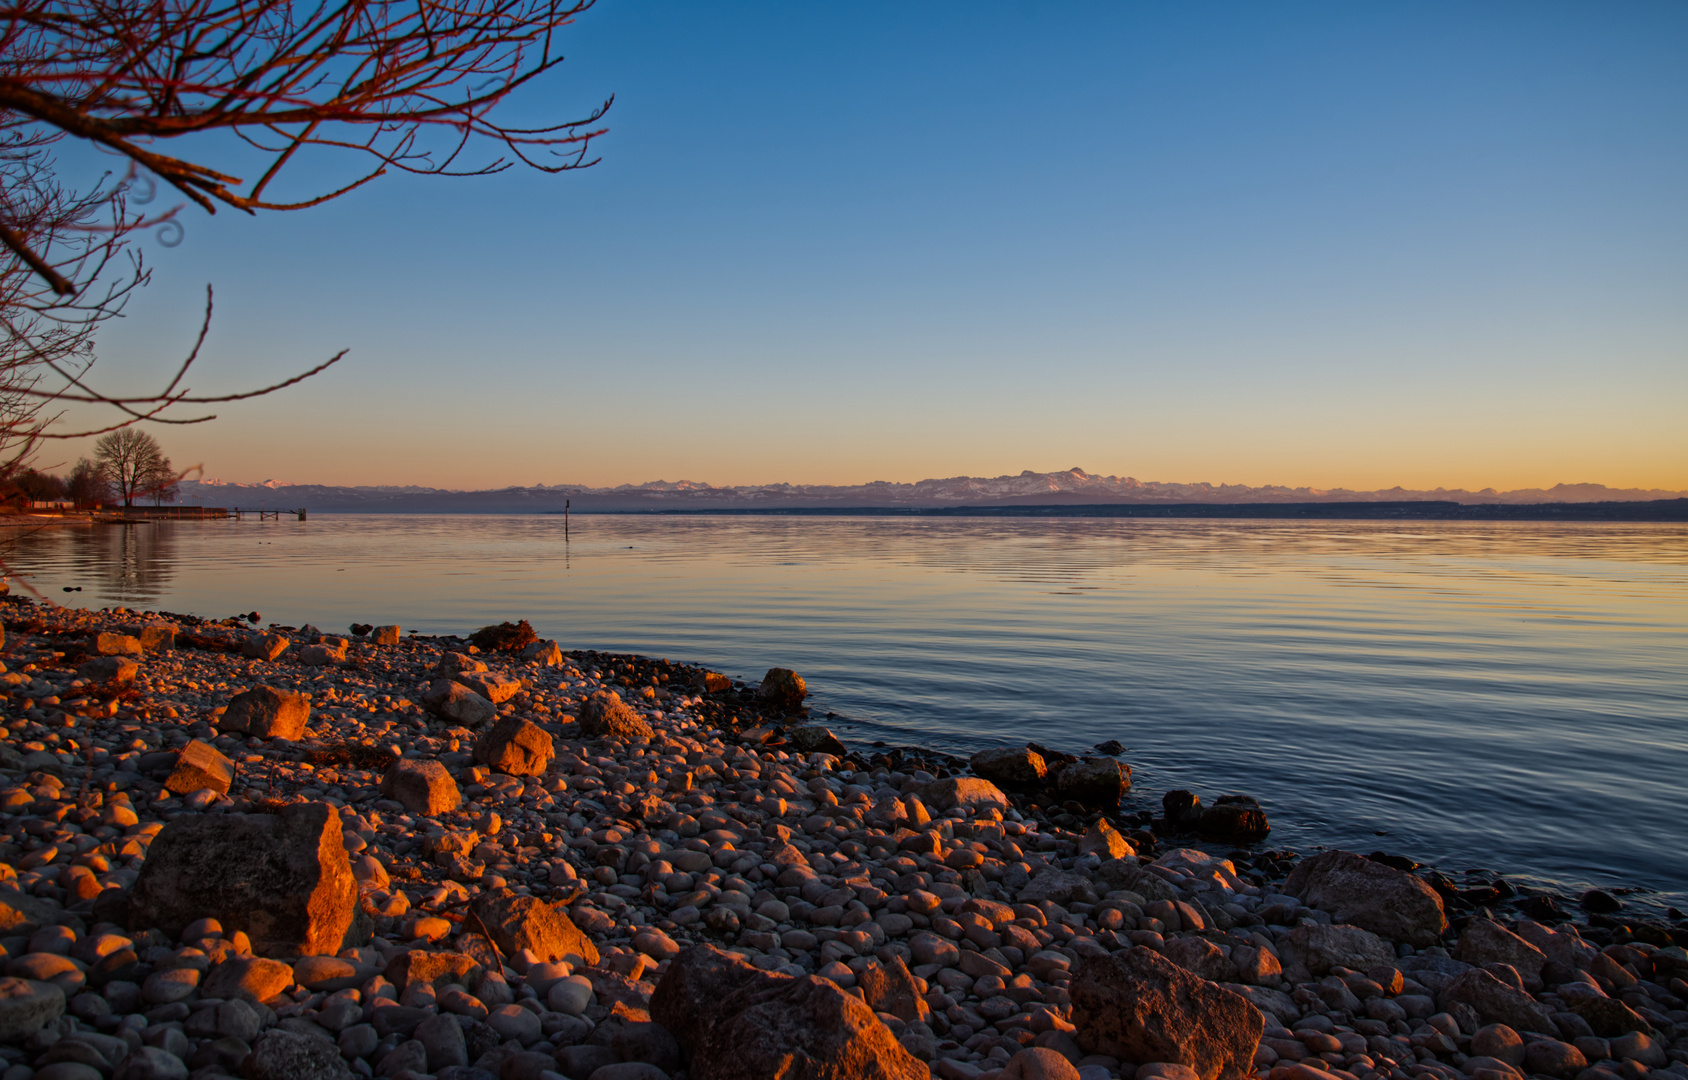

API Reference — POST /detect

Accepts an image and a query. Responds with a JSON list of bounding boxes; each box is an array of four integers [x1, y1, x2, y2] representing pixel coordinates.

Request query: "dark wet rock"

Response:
[[758, 667, 808, 711], [970, 746, 1047, 787], [468, 620, 537, 653], [1580, 889, 1622, 914], [786, 726, 848, 757], [1197, 796, 1270, 843], [1163, 790, 1202, 831], [1053, 758, 1130, 808]]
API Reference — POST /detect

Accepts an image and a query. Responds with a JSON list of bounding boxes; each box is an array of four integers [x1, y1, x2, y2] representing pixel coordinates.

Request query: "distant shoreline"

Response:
[[567, 499, 1688, 523], [62, 498, 1688, 522]]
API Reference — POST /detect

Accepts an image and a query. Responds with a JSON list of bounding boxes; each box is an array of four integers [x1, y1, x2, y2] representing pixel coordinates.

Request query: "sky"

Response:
[[48, 1, 1688, 491]]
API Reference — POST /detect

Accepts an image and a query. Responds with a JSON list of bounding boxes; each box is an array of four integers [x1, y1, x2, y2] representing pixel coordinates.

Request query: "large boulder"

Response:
[[1283, 850, 1447, 947], [652, 945, 926, 1080], [921, 777, 1008, 814], [1198, 796, 1270, 843], [1454, 918, 1548, 990], [0, 977, 64, 1039], [1278, 923, 1395, 978], [241, 1027, 354, 1080], [95, 632, 142, 656], [469, 889, 598, 968], [163, 740, 235, 796], [127, 802, 356, 957], [1078, 819, 1135, 860], [420, 680, 497, 727], [577, 690, 654, 740], [77, 655, 137, 688], [759, 668, 808, 711], [1054, 758, 1130, 808], [1096, 858, 1179, 904], [472, 716, 554, 776], [219, 686, 309, 740], [1440, 968, 1556, 1035], [857, 955, 929, 1026], [520, 639, 563, 665], [242, 634, 290, 661], [457, 671, 523, 704], [786, 726, 848, 757], [1069, 948, 1262, 1080], [1018, 867, 1099, 906], [381, 759, 460, 816], [970, 746, 1047, 787], [649, 944, 773, 1054]]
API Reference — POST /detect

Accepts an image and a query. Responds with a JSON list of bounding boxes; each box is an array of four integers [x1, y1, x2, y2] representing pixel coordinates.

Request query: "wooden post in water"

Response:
[[565, 499, 569, 541]]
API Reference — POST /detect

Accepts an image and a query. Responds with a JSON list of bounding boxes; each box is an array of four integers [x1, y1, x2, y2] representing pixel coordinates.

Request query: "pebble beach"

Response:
[[0, 595, 1685, 1080]]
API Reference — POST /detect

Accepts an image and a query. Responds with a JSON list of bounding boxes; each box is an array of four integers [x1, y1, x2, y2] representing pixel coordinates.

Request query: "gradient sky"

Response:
[[49, 1, 1688, 491]]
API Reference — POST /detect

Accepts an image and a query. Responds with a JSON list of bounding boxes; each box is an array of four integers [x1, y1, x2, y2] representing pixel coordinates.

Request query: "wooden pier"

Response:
[[233, 507, 307, 521]]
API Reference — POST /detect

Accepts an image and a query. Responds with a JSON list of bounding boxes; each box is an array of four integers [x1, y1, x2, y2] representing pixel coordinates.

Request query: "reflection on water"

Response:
[[3, 514, 1686, 909], [2, 522, 178, 605]]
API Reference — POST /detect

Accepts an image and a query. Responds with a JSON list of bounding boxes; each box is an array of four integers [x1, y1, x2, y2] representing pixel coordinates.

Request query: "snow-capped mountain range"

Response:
[[170, 468, 1688, 513]]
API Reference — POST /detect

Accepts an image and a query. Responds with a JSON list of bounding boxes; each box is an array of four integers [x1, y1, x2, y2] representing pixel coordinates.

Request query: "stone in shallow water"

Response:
[[759, 667, 808, 709], [1055, 757, 1130, 808], [970, 745, 1048, 786]]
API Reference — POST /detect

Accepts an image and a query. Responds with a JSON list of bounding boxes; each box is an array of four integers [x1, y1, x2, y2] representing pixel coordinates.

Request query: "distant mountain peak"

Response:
[[166, 468, 1687, 514]]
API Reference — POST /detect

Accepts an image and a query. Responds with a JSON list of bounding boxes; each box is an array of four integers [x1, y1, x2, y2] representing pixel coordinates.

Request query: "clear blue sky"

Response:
[[58, 1, 1688, 490]]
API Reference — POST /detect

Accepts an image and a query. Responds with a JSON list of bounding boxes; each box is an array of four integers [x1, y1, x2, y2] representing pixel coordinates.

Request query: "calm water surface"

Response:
[[4, 514, 1685, 909]]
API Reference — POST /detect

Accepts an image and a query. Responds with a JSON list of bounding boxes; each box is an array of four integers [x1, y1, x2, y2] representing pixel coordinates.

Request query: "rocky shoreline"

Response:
[[0, 596, 1684, 1080]]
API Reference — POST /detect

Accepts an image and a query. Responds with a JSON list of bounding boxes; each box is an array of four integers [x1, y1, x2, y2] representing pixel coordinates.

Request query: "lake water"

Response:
[[3, 514, 1685, 911]]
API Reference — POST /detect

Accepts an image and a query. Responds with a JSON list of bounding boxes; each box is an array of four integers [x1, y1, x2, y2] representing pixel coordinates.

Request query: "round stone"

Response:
[[547, 975, 593, 1015], [486, 1003, 541, 1044], [142, 967, 201, 1004]]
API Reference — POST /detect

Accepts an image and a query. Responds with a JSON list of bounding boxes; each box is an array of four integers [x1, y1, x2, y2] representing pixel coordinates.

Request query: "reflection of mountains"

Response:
[[71, 523, 178, 604]]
